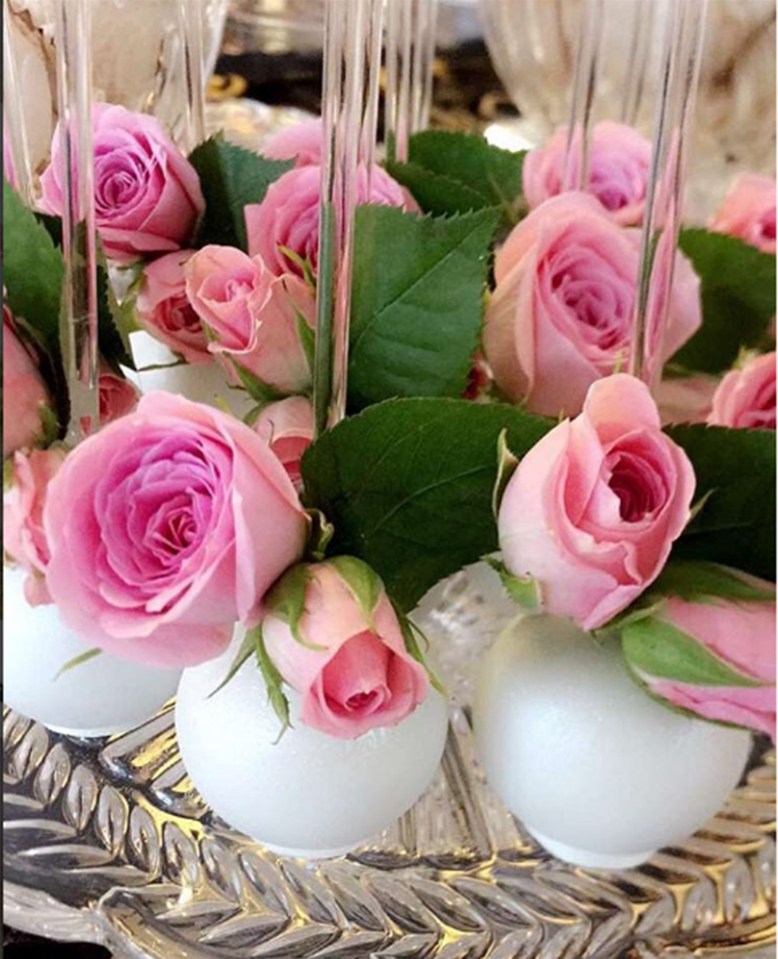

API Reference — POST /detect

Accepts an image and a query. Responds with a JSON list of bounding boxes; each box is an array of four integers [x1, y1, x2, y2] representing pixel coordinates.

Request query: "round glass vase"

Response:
[[4, 565, 181, 737], [473, 613, 752, 870], [175, 630, 450, 859]]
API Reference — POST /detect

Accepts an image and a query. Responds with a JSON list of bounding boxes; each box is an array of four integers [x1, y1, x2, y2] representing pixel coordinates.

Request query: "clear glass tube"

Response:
[[176, 0, 207, 152], [561, 0, 604, 192], [629, 0, 708, 388], [53, 0, 99, 442], [313, 0, 383, 436], [2, 0, 36, 204], [620, 0, 656, 127], [384, 0, 438, 164]]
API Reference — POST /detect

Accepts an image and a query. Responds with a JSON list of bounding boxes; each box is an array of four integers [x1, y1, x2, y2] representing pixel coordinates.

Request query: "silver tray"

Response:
[[4, 569, 776, 958]]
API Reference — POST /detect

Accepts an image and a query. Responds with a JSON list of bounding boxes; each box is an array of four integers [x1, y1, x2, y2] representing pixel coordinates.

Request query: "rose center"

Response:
[[605, 449, 667, 522]]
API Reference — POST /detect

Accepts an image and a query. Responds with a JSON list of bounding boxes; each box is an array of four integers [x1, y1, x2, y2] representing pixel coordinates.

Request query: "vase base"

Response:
[[527, 828, 654, 870], [44, 721, 127, 738]]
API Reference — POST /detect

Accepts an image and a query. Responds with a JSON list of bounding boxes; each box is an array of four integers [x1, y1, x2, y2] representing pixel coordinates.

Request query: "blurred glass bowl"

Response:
[[479, 0, 776, 218]]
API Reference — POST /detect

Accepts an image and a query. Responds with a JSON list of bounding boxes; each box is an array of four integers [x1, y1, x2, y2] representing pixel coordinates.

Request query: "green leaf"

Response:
[[484, 556, 540, 610], [264, 564, 325, 649], [349, 206, 500, 410], [208, 627, 256, 698], [326, 555, 384, 624], [254, 624, 291, 740], [385, 160, 498, 218], [668, 423, 775, 580], [55, 647, 102, 680], [3, 178, 64, 353], [407, 130, 525, 218], [295, 309, 316, 372], [653, 560, 775, 604], [673, 229, 776, 373], [621, 616, 764, 688], [189, 135, 293, 250], [97, 260, 134, 370], [301, 397, 553, 611]]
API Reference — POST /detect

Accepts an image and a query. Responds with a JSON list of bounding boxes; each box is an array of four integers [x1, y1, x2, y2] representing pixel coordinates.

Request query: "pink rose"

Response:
[[655, 373, 718, 425], [255, 396, 314, 489], [708, 351, 775, 430], [185, 245, 315, 395], [498, 374, 696, 630], [524, 121, 652, 226], [136, 251, 211, 363], [43, 392, 308, 667], [262, 558, 429, 738], [622, 571, 775, 740], [262, 118, 322, 167], [245, 163, 415, 278], [98, 365, 140, 426], [709, 173, 776, 254], [3, 304, 53, 458], [484, 192, 701, 416], [40, 103, 204, 264], [3, 447, 67, 606]]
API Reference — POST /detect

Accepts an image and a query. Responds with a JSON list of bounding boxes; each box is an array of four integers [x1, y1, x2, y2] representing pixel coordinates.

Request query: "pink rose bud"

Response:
[[255, 396, 314, 489], [498, 374, 696, 630], [136, 250, 211, 363], [3, 447, 67, 606], [262, 118, 323, 167], [523, 121, 652, 226], [98, 365, 140, 426], [40, 103, 204, 265], [185, 245, 315, 396], [709, 173, 776, 254], [3, 304, 54, 458], [245, 163, 415, 279], [3, 118, 17, 190], [43, 391, 308, 668], [262, 558, 429, 739], [621, 566, 775, 740], [484, 192, 701, 416], [707, 351, 776, 430]]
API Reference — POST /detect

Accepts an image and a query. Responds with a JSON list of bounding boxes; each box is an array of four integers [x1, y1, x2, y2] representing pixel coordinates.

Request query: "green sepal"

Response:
[[278, 246, 316, 288], [208, 627, 256, 699], [305, 508, 334, 561], [55, 647, 102, 680], [295, 309, 316, 373], [652, 560, 775, 604], [232, 361, 287, 405], [621, 616, 766, 688], [484, 556, 541, 611], [3, 459, 15, 490], [264, 564, 324, 650], [492, 429, 519, 519], [254, 623, 291, 742], [325, 555, 383, 626], [394, 604, 445, 696]]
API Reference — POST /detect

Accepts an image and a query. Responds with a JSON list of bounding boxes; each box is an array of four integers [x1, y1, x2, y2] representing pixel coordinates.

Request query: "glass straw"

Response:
[[3, 2, 35, 204], [620, 0, 656, 127], [384, 0, 438, 164], [561, 0, 604, 192], [629, 0, 707, 388], [176, 0, 207, 152], [313, 0, 383, 435], [53, 0, 99, 442]]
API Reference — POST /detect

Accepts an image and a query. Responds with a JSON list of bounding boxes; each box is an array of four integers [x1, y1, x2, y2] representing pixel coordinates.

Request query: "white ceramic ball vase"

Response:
[[175, 633, 450, 858], [473, 614, 751, 869], [4, 565, 181, 737]]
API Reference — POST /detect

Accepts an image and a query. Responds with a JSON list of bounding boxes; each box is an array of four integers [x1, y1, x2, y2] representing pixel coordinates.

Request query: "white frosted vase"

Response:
[[473, 614, 751, 869], [175, 634, 450, 858], [4, 566, 181, 737]]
